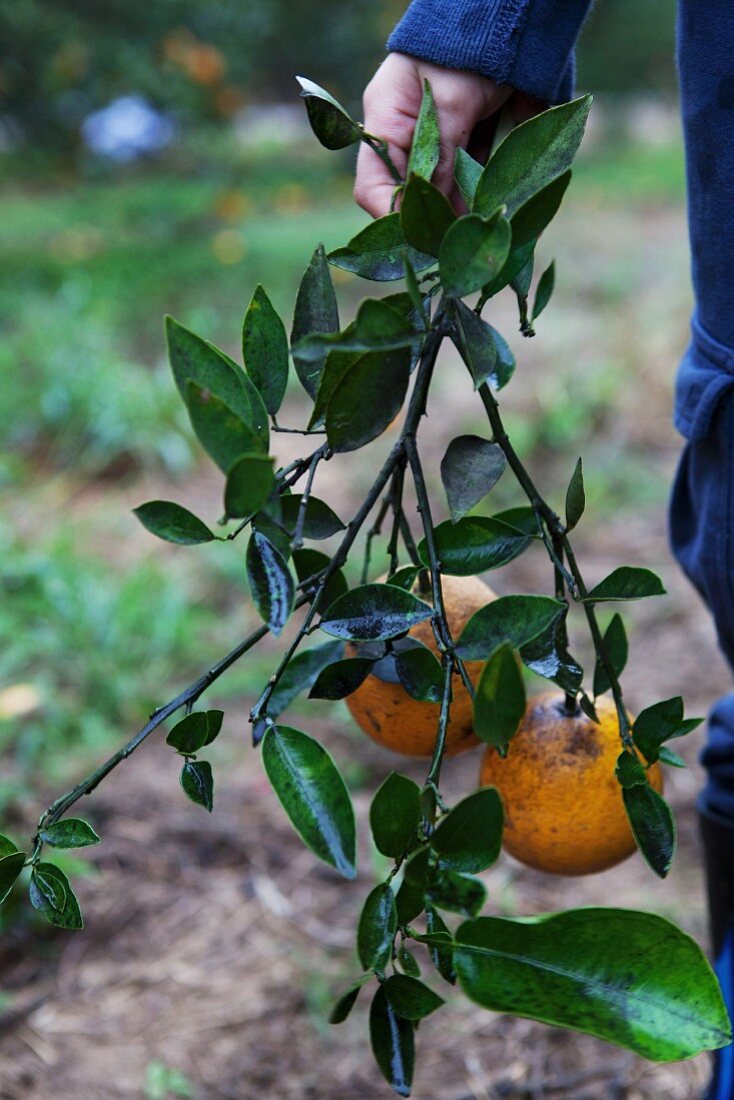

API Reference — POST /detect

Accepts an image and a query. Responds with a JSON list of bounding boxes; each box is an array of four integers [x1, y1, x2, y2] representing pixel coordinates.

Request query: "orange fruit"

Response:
[[346, 573, 496, 757], [479, 691, 664, 875]]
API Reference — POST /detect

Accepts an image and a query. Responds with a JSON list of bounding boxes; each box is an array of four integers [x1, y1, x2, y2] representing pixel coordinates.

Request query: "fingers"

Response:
[[355, 56, 420, 217]]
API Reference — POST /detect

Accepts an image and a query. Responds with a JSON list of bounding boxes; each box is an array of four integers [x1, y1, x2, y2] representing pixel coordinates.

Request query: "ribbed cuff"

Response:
[[674, 314, 734, 441]]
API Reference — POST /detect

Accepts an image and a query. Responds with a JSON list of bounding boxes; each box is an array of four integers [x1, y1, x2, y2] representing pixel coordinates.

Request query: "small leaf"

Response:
[[34, 863, 83, 929], [262, 725, 356, 878], [394, 645, 444, 703], [202, 710, 224, 746], [180, 760, 214, 812], [451, 301, 516, 390], [426, 906, 456, 984], [406, 79, 440, 180], [632, 697, 703, 764], [224, 455, 275, 520], [39, 818, 100, 849], [166, 712, 209, 754], [623, 784, 676, 877], [281, 495, 345, 540], [29, 866, 66, 915], [309, 658, 375, 700], [420, 517, 531, 577], [329, 983, 364, 1025], [473, 644, 526, 754], [370, 772, 422, 859], [246, 531, 295, 636], [395, 847, 431, 925], [242, 285, 289, 415], [267, 639, 344, 718], [431, 788, 503, 872], [457, 594, 565, 661], [454, 147, 483, 207], [291, 243, 340, 400], [510, 170, 572, 247], [426, 870, 487, 917], [532, 259, 555, 321], [297, 76, 362, 150], [481, 238, 537, 300], [565, 457, 585, 531], [441, 435, 507, 523], [329, 213, 434, 282], [401, 174, 455, 257], [358, 883, 398, 972], [439, 213, 512, 298], [0, 851, 26, 905], [584, 567, 666, 603], [593, 613, 628, 698], [658, 746, 687, 768], [292, 548, 348, 608], [386, 565, 421, 592], [397, 946, 421, 977], [134, 501, 215, 546], [384, 974, 445, 1020], [369, 985, 415, 1097], [326, 348, 411, 454], [320, 583, 432, 642], [186, 381, 265, 474], [615, 750, 648, 789]]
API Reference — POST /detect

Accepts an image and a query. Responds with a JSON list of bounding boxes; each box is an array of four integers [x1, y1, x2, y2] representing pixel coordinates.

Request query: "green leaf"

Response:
[[186, 381, 265, 474], [325, 347, 411, 454], [658, 746, 688, 768], [565, 457, 585, 531], [532, 259, 555, 321], [615, 750, 648, 789], [29, 866, 66, 915], [386, 566, 421, 592], [491, 506, 540, 535], [593, 613, 628, 698], [291, 243, 340, 400], [358, 883, 398, 972], [421, 517, 532, 577], [623, 784, 676, 878], [439, 213, 512, 299], [34, 863, 83, 929], [451, 301, 516, 390], [320, 583, 432, 642], [511, 253, 534, 299], [39, 818, 100, 849], [394, 645, 444, 702], [456, 595, 564, 662], [252, 507, 292, 561], [473, 644, 526, 754], [246, 531, 295, 637], [431, 788, 503, 872], [426, 906, 456, 984], [384, 974, 445, 1020], [510, 170, 572, 247], [180, 760, 214, 812], [441, 435, 506, 523], [224, 455, 275, 520], [400, 174, 455, 257], [267, 640, 344, 718], [309, 657, 375, 700], [296, 299, 418, 363], [369, 986, 414, 1097], [133, 501, 215, 546], [296, 76, 363, 150], [329, 982, 365, 1025], [370, 772, 422, 859], [474, 95, 592, 218], [166, 711, 223, 754], [397, 947, 421, 977], [426, 870, 487, 918], [242, 285, 289, 415], [281, 495, 345, 540], [395, 847, 431, 924], [406, 79, 440, 181], [262, 725, 356, 878], [584, 566, 666, 603], [0, 851, 26, 905], [329, 213, 434, 282], [454, 147, 483, 207], [308, 349, 362, 428], [0, 835, 18, 859], [292, 548, 348, 608], [632, 697, 703, 764], [520, 614, 584, 694], [454, 907, 730, 1061], [481, 238, 537, 299]]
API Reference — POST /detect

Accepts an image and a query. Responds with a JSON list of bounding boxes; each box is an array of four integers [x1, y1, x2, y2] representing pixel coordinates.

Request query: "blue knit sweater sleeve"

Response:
[[387, 0, 593, 104]]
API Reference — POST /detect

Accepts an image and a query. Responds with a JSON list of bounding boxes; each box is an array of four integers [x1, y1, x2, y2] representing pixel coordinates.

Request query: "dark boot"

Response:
[[699, 796, 734, 1100]]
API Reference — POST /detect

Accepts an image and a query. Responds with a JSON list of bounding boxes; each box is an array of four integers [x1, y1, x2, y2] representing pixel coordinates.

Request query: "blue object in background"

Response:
[[82, 96, 176, 162]]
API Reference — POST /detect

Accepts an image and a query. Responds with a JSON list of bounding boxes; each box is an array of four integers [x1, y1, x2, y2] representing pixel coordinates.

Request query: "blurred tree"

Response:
[[577, 0, 677, 95]]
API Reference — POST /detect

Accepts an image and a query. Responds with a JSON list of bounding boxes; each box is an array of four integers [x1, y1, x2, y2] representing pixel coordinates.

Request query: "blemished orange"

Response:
[[346, 574, 496, 757], [479, 691, 664, 875]]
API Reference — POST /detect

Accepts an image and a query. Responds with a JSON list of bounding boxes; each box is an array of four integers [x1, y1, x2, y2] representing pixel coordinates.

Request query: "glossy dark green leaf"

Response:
[[186, 381, 265, 474], [615, 751, 648, 789], [370, 772, 422, 859], [439, 213, 512, 298], [510, 170, 571, 247], [280, 495, 345, 540], [658, 746, 688, 768], [454, 907, 730, 1061], [292, 548, 348, 608], [431, 788, 503, 873], [401, 174, 455, 257], [29, 866, 66, 915], [39, 818, 100, 849], [268, 640, 344, 718], [584, 567, 666, 603], [134, 501, 216, 546], [297, 299, 417, 362], [370, 985, 414, 1097], [246, 531, 295, 636], [491, 506, 540, 535], [223, 455, 275, 520], [329, 213, 434, 282], [329, 982, 365, 1025], [565, 457, 585, 532], [325, 347, 411, 454], [33, 863, 83, 929], [473, 644, 526, 754], [308, 349, 362, 428], [457, 594, 564, 661], [623, 785, 676, 878], [309, 657, 375, 700], [425, 906, 456, 984], [420, 517, 532, 577], [593, 613, 628, 698], [441, 435, 506, 523], [632, 697, 703, 764], [395, 847, 431, 925], [387, 566, 422, 592], [520, 613, 584, 694], [320, 583, 432, 642], [251, 511, 291, 562], [166, 712, 208, 754], [358, 883, 398, 972], [0, 851, 25, 905], [297, 76, 363, 150], [242, 285, 289, 415], [454, 147, 483, 207], [180, 760, 214, 812], [532, 259, 556, 321], [474, 95, 592, 218], [291, 243, 340, 399], [262, 725, 356, 878], [384, 974, 445, 1020], [407, 78, 440, 180], [394, 645, 444, 703], [426, 870, 487, 918], [397, 946, 421, 977], [451, 301, 497, 388]]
